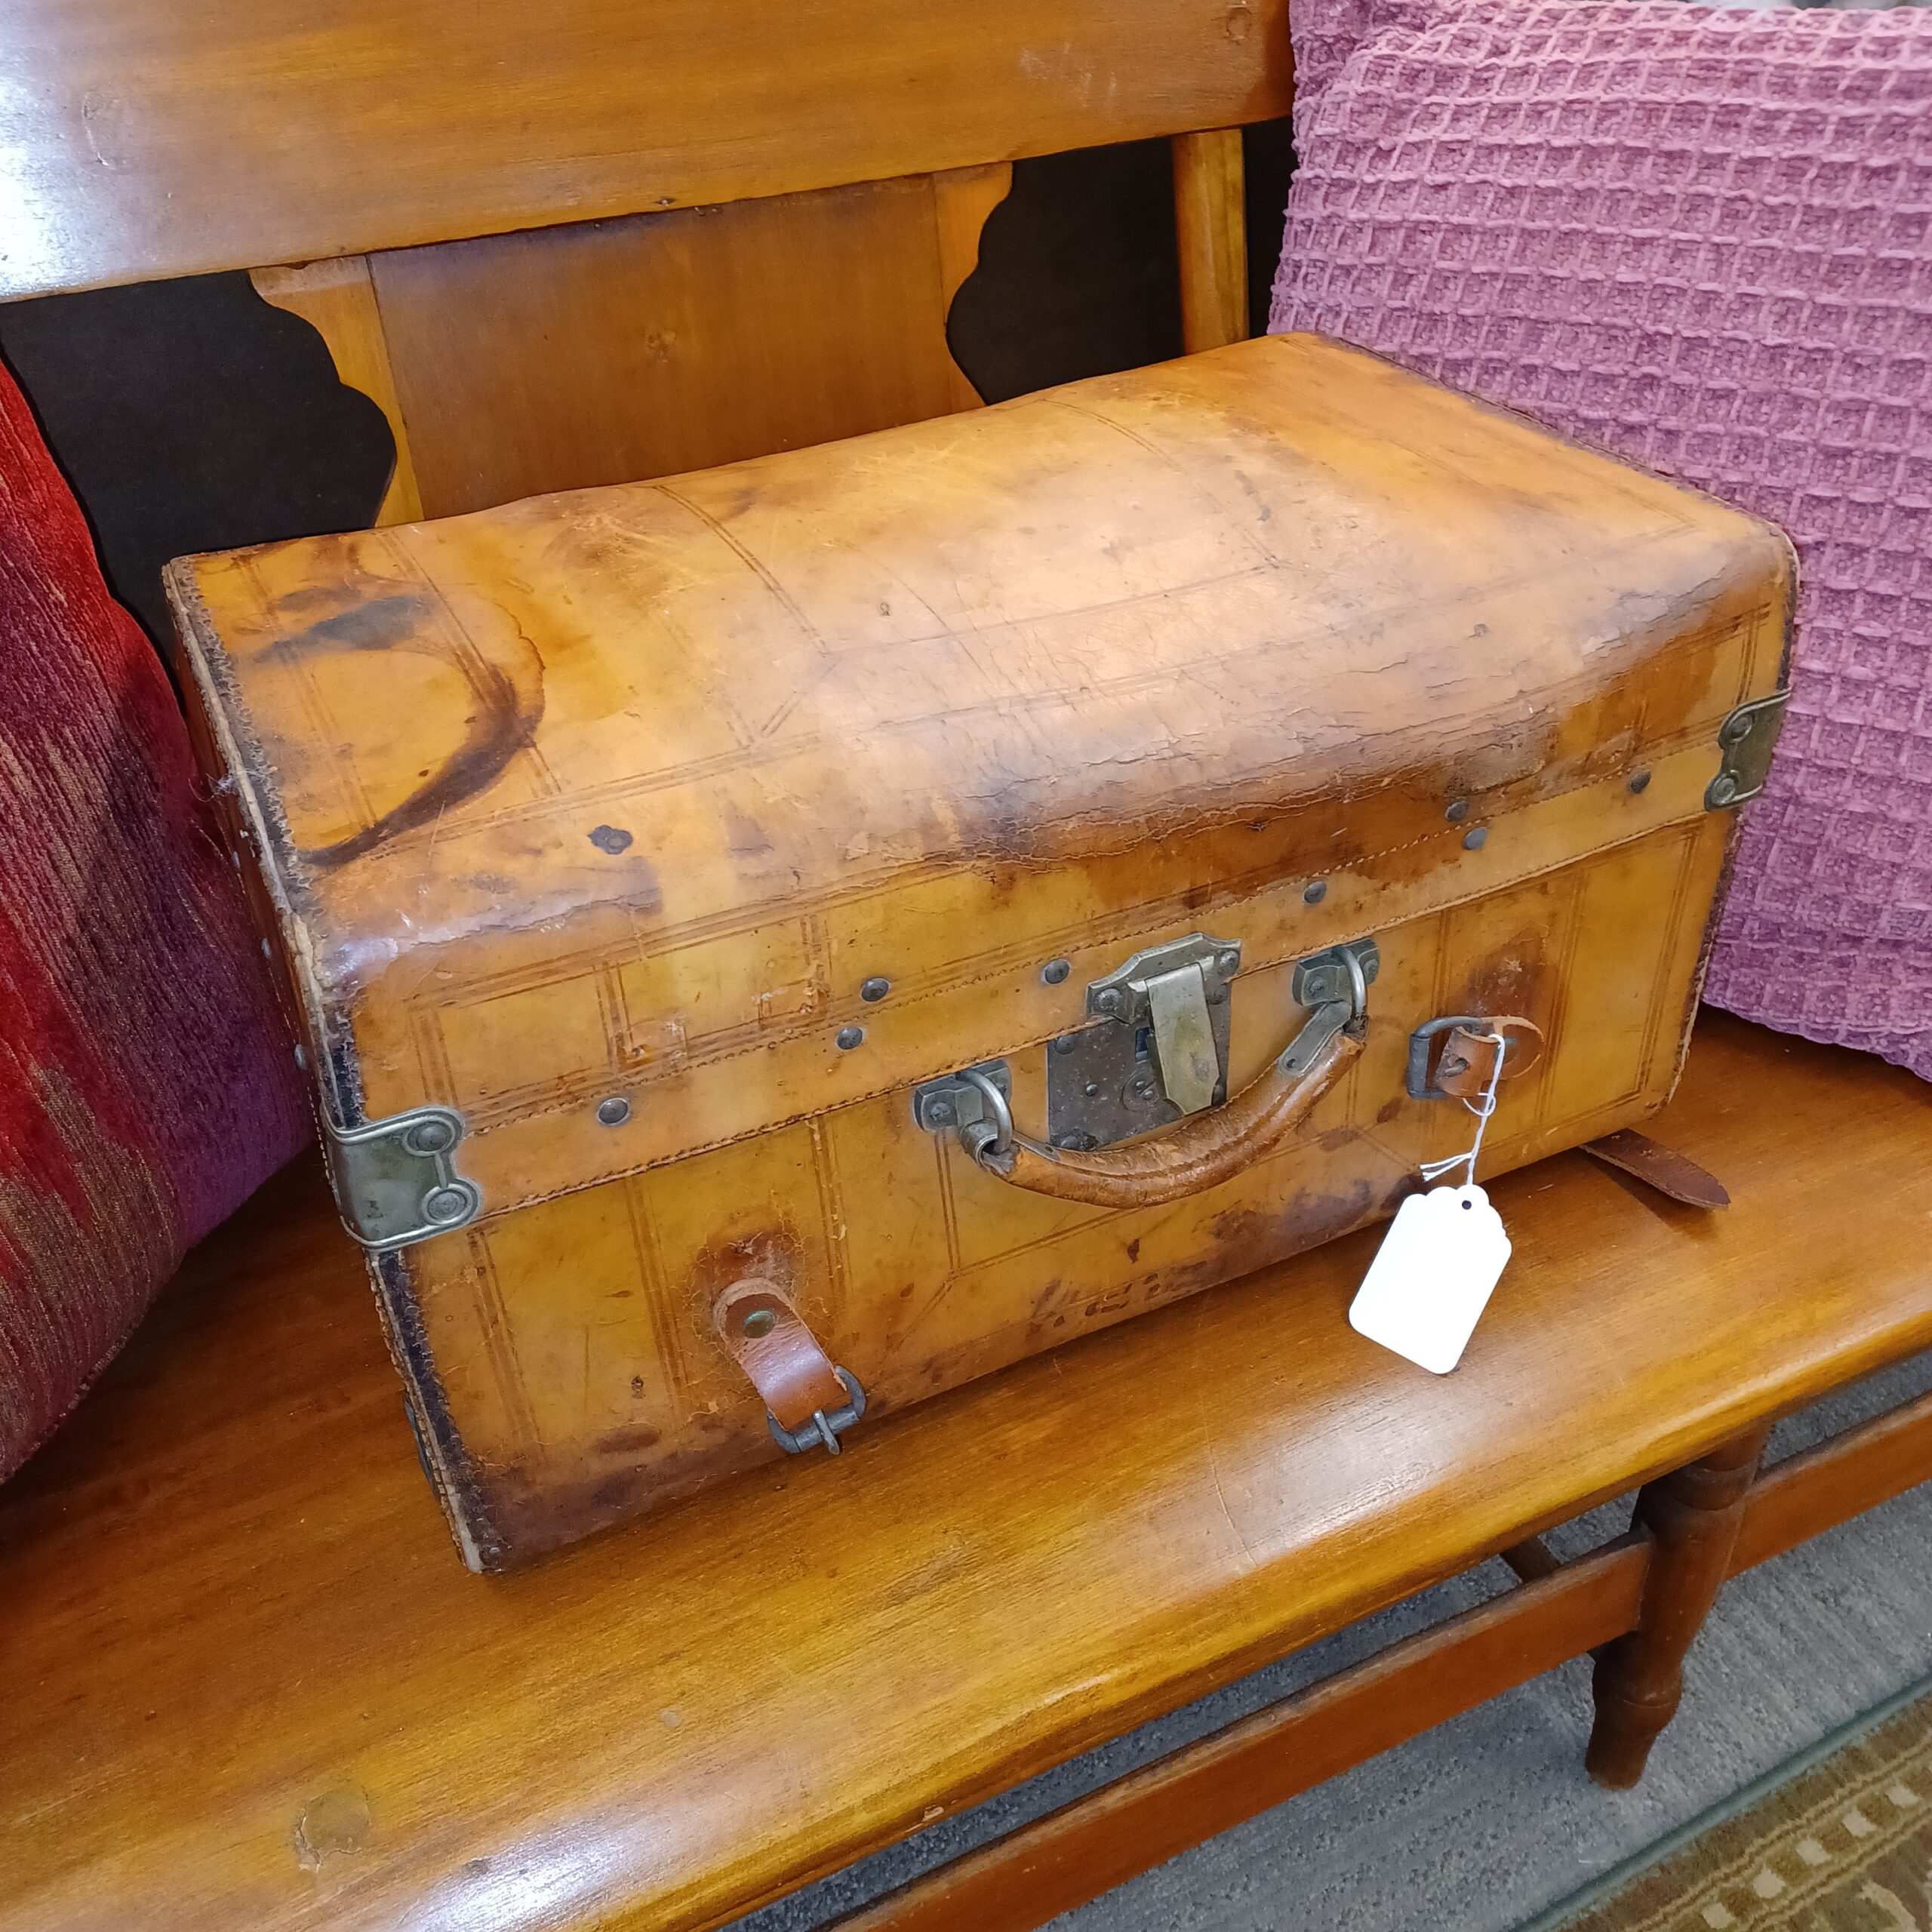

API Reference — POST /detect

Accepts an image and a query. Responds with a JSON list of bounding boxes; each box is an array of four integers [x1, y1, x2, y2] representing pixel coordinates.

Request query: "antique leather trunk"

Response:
[[168, 334, 1792, 1571]]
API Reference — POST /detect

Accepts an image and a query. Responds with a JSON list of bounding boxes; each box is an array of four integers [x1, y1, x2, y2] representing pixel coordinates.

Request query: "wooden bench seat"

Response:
[[3, 1011, 1929, 1932]]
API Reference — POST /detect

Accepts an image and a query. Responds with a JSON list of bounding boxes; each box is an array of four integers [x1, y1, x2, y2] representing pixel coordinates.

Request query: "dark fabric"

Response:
[[0, 274, 394, 651], [0, 358, 309, 1481]]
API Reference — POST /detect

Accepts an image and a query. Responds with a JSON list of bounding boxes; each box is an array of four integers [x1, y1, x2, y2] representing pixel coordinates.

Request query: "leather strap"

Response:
[[982, 1023, 1362, 1209], [1432, 1016, 1546, 1100], [713, 1279, 848, 1429], [1581, 1129, 1730, 1209]]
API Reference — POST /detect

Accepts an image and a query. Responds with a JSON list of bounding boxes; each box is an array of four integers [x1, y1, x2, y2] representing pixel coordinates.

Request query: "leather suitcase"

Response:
[[168, 334, 1791, 1571]]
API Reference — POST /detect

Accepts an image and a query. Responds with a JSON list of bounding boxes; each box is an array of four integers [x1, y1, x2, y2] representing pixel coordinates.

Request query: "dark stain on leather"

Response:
[[721, 805, 774, 858], [273, 592, 546, 870], [595, 1424, 663, 1457], [1456, 921, 1552, 1029]]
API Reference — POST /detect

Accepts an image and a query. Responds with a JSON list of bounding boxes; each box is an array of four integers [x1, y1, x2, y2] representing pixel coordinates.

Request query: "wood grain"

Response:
[[1732, 1388, 1932, 1574], [0, 0, 1291, 298], [2, 1014, 1928, 1931], [250, 258, 423, 525], [366, 171, 991, 517], [1586, 1423, 1772, 1789], [166, 333, 1792, 1561], [1172, 128, 1250, 352], [838, 1540, 1650, 1932], [931, 165, 1015, 411]]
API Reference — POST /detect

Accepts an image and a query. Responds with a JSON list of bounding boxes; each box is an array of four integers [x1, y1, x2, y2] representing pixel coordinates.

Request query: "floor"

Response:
[[737, 1348, 1932, 1932]]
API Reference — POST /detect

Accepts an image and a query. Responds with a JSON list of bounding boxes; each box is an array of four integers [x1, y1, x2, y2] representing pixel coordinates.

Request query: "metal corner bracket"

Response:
[[1706, 690, 1790, 811], [321, 1103, 481, 1252]]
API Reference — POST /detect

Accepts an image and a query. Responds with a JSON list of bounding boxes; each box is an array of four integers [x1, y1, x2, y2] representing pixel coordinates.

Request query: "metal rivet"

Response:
[[742, 1308, 777, 1339], [1463, 826, 1489, 851], [1217, 950, 1241, 977], [404, 1117, 456, 1156], [1054, 1034, 1081, 1055], [1445, 799, 1470, 823], [1628, 769, 1652, 795], [1709, 774, 1738, 807], [596, 1096, 631, 1127], [1041, 958, 1072, 985], [1053, 1131, 1096, 1152], [860, 976, 891, 1003], [836, 1026, 864, 1051], [1303, 879, 1327, 905], [422, 1185, 469, 1225], [260, 938, 272, 958], [293, 1044, 307, 1070], [927, 1100, 954, 1125], [1083, 1081, 1100, 1097], [1093, 988, 1124, 1018]]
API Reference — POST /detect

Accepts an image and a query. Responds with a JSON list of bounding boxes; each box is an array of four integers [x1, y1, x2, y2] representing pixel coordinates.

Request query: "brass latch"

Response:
[[1084, 933, 1242, 1116], [1706, 691, 1790, 810], [321, 1103, 481, 1251]]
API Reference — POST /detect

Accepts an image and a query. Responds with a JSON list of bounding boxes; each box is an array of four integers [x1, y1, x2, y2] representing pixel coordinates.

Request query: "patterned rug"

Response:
[[1533, 1679, 1932, 1932]]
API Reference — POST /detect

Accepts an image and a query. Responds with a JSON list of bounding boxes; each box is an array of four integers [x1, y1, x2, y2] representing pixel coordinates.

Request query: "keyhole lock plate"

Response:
[[1045, 933, 1240, 1153]]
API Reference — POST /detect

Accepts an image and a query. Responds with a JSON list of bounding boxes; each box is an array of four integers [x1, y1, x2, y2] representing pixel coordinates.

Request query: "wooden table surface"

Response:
[[4, 1012, 1929, 1932]]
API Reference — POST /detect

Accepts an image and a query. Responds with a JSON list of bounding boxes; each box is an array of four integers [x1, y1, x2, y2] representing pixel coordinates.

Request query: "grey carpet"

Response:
[[734, 1348, 1932, 1932]]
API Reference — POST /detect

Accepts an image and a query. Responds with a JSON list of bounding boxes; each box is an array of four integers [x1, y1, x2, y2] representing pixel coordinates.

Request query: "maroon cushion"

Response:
[[0, 360, 309, 1480], [1272, 0, 1932, 1078]]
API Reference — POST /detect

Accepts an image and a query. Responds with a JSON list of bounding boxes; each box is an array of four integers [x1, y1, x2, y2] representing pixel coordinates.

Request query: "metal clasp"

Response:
[[767, 1366, 869, 1456], [1084, 933, 1242, 1117], [1706, 691, 1790, 810], [912, 1060, 1014, 1162], [321, 1103, 481, 1251], [1280, 939, 1380, 1075]]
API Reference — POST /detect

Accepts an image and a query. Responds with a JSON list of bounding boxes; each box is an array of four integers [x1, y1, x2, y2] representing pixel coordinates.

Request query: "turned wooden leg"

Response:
[[1586, 1421, 1774, 1790]]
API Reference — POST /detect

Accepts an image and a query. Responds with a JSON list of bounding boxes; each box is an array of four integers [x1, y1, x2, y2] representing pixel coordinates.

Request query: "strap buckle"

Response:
[[766, 1367, 869, 1456]]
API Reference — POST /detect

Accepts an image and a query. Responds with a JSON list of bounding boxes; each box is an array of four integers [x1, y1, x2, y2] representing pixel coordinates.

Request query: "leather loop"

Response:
[[1433, 1016, 1545, 1100], [981, 1023, 1363, 1210], [713, 1279, 848, 1429], [1581, 1129, 1730, 1209]]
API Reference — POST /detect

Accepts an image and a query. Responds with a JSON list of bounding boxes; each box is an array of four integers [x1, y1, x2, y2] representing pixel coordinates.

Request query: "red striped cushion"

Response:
[[0, 359, 309, 1480]]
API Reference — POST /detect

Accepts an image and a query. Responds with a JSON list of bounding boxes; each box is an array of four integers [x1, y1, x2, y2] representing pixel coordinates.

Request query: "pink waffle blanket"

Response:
[[1271, 0, 1932, 1078]]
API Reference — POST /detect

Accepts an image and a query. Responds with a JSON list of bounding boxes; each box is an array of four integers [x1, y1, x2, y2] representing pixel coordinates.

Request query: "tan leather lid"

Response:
[[168, 334, 1791, 1220]]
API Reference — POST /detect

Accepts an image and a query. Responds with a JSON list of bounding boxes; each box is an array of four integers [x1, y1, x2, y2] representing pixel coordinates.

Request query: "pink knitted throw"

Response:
[[1272, 0, 1932, 1078]]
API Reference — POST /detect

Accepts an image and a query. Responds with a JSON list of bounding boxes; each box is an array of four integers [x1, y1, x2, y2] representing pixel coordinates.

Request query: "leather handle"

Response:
[[980, 1022, 1363, 1210]]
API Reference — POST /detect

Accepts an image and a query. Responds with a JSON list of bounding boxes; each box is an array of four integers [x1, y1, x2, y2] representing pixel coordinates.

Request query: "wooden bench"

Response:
[[2, 5, 1929, 1926], [4, 1012, 1928, 1930]]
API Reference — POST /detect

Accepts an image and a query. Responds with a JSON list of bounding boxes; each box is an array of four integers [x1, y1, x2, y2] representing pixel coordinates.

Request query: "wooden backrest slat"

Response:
[[0, 0, 1290, 300]]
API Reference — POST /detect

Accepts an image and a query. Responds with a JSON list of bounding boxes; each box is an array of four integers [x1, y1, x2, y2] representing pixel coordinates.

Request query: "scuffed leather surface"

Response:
[[0, 360, 309, 1482], [1271, 0, 1932, 1078], [171, 335, 1791, 1561]]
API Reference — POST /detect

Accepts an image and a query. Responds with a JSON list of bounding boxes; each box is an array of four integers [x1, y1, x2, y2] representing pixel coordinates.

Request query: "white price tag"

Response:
[[1349, 1184, 1512, 1375]]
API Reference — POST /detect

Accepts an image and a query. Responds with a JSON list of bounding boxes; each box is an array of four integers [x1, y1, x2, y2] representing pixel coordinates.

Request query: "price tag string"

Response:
[[1417, 1031, 1508, 1189]]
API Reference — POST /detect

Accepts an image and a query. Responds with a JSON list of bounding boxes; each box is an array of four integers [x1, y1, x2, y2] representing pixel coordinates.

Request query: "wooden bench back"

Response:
[[0, 0, 1290, 517]]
